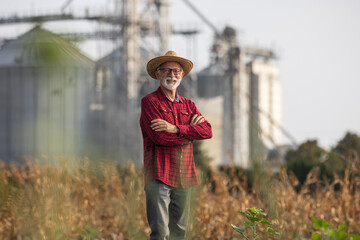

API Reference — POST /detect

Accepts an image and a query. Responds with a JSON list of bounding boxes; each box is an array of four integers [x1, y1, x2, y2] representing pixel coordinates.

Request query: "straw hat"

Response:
[[146, 50, 193, 79]]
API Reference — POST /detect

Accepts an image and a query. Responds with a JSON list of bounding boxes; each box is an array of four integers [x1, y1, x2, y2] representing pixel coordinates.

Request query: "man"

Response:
[[140, 51, 212, 240]]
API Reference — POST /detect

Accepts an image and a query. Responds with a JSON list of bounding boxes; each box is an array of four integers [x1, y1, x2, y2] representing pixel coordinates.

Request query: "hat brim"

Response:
[[147, 55, 193, 79]]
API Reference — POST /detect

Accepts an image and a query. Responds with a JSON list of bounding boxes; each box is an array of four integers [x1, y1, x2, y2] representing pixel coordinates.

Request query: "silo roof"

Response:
[[98, 46, 150, 75], [0, 26, 95, 67]]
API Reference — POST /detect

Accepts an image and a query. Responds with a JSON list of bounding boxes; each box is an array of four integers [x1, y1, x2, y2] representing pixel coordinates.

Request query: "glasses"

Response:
[[157, 68, 183, 76]]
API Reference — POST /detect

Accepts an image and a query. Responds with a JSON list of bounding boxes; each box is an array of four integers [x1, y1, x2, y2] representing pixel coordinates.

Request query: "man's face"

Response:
[[155, 62, 184, 91]]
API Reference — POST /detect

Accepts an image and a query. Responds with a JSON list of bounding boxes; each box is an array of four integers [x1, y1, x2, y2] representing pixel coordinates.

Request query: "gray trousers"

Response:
[[145, 180, 191, 240]]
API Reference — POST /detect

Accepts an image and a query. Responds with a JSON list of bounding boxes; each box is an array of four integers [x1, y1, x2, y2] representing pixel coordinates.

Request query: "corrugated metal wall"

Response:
[[0, 27, 95, 163], [0, 66, 94, 162]]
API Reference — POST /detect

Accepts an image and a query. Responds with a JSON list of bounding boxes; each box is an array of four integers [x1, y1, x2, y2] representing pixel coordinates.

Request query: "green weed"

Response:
[[231, 207, 280, 240]]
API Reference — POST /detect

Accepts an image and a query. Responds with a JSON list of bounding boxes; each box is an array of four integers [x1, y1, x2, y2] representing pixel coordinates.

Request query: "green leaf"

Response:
[[311, 233, 322, 240], [247, 207, 266, 217], [249, 216, 261, 222], [231, 224, 246, 234], [259, 210, 267, 216], [239, 210, 249, 218], [241, 212, 261, 223], [260, 217, 272, 225], [245, 221, 252, 228], [239, 210, 247, 215], [247, 207, 257, 214], [306, 223, 314, 232], [338, 224, 347, 232], [351, 233, 360, 240], [312, 216, 330, 232], [265, 227, 280, 236], [329, 229, 348, 240]]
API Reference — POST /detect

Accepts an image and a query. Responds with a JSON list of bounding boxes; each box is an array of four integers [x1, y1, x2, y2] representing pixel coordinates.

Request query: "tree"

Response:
[[335, 132, 360, 158], [285, 140, 344, 185], [284, 132, 360, 186], [285, 140, 324, 184]]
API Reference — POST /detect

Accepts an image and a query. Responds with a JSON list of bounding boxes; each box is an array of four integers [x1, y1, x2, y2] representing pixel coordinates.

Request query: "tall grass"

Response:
[[0, 155, 359, 239]]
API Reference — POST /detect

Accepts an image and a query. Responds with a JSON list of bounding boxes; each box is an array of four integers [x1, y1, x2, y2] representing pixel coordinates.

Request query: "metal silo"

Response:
[[197, 61, 225, 99], [91, 47, 153, 166], [0, 26, 96, 163]]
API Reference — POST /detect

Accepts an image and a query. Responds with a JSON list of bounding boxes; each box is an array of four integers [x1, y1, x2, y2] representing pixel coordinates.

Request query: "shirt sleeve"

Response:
[[177, 101, 213, 140], [140, 97, 189, 146]]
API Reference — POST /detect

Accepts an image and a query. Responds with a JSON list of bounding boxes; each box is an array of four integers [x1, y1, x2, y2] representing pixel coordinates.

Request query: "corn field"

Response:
[[0, 155, 359, 240]]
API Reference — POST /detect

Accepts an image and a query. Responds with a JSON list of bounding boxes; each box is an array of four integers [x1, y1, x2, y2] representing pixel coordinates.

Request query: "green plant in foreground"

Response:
[[307, 217, 360, 240], [231, 207, 280, 240]]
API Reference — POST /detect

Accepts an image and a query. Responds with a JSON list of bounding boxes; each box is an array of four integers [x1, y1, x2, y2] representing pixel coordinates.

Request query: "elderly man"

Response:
[[140, 51, 212, 240]]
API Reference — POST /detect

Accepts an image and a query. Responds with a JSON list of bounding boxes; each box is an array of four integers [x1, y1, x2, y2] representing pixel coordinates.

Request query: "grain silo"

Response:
[[196, 49, 281, 168], [90, 47, 153, 166], [0, 26, 96, 163]]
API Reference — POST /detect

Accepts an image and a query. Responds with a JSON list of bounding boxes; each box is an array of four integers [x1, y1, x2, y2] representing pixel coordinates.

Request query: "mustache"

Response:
[[164, 77, 178, 81]]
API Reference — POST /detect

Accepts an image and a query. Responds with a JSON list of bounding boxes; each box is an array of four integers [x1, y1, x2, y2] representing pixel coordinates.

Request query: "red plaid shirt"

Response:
[[140, 87, 212, 188]]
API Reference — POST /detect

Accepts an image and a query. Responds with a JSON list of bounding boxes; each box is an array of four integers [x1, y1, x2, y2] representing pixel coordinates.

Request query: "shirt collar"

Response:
[[156, 87, 182, 103]]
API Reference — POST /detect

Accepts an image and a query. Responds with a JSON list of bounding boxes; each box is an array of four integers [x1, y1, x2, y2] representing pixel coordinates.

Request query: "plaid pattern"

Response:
[[140, 87, 212, 188]]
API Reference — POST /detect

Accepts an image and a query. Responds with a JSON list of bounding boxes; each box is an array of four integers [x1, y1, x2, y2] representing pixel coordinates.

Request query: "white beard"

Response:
[[160, 76, 182, 90]]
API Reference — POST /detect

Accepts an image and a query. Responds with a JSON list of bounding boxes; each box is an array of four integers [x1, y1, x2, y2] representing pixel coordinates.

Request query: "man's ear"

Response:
[[155, 71, 159, 79]]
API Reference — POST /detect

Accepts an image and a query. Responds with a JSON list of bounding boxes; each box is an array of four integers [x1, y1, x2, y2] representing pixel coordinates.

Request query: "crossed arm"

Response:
[[140, 98, 212, 146], [151, 110, 212, 141], [151, 114, 204, 133]]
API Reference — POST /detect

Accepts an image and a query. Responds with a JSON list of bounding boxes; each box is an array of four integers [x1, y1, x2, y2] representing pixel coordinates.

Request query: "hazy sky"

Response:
[[1, 0, 359, 148]]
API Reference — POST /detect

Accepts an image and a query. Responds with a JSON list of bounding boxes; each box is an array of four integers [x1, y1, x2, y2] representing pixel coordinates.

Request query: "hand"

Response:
[[190, 114, 204, 126], [151, 119, 179, 133]]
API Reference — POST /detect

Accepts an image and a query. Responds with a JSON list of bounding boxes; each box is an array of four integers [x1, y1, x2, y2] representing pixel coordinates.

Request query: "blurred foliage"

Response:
[[307, 217, 360, 240], [1, 132, 360, 239], [335, 132, 360, 159], [284, 132, 360, 185], [1, 154, 359, 239]]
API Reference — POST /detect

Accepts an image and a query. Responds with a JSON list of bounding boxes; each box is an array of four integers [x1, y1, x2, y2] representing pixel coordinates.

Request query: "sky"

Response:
[[1, 0, 359, 148]]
